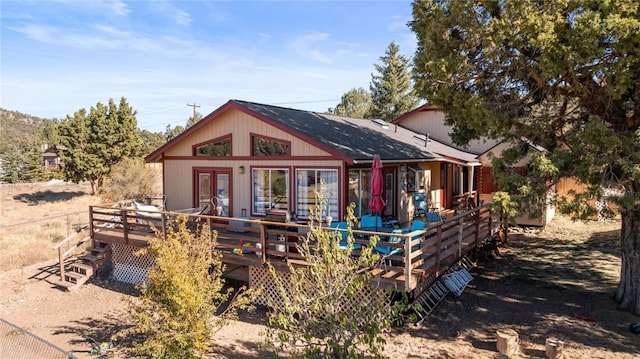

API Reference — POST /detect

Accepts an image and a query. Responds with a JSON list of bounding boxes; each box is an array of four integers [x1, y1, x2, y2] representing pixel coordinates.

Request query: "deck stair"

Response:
[[55, 241, 112, 291], [412, 256, 474, 324]]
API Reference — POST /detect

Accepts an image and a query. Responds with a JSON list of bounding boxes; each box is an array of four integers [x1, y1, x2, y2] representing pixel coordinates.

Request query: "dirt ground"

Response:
[[1, 182, 639, 358]]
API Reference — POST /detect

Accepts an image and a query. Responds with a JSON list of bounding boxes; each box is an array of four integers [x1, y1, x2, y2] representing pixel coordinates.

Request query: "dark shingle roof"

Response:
[[234, 100, 442, 163]]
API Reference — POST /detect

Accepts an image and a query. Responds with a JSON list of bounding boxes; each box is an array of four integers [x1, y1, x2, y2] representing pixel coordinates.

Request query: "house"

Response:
[[80, 100, 501, 304], [392, 104, 555, 226], [145, 100, 482, 225], [392, 105, 498, 212], [41, 144, 66, 171]]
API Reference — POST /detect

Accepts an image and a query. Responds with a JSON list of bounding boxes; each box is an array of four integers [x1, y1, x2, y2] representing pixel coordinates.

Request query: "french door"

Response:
[[195, 168, 231, 216]]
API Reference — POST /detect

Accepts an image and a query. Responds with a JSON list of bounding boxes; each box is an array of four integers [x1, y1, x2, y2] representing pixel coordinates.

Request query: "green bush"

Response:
[[265, 201, 401, 358], [120, 218, 254, 358]]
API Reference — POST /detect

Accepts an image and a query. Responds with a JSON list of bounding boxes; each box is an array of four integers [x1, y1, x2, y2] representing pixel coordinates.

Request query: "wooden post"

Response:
[[457, 217, 463, 257], [404, 232, 412, 291], [435, 225, 442, 273], [259, 222, 267, 264], [122, 209, 129, 245], [474, 207, 481, 249], [496, 328, 519, 356], [58, 247, 65, 282], [545, 337, 564, 359], [89, 205, 94, 239], [161, 212, 167, 240]]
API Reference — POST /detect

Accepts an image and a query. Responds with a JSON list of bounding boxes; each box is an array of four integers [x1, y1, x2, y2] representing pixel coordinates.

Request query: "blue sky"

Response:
[[1, 0, 416, 132]]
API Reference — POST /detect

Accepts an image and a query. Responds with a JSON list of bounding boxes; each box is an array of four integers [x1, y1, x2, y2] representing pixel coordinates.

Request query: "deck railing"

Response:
[[89, 203, 501, 291]]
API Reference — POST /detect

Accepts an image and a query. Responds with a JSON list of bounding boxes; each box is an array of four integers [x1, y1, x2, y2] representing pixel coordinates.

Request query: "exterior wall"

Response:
[[477, 141, 555, 226], [164, 110, 329, 157], [398, 162, 443, 223], [478, 140, 533, 167], [399, 110, 499, 154], [161, 109, 342, 216]]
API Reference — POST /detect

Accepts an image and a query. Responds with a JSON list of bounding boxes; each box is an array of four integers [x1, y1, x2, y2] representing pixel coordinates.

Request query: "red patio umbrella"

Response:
[[369, 154, 386, 229]]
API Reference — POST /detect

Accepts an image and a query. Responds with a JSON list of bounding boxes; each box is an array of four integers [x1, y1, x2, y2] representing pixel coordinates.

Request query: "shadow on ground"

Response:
[[400, 228, 639, 357], [13, 190, 87, 205]]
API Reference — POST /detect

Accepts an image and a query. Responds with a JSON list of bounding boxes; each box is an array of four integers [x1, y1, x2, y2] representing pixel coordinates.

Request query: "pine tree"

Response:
[[57, 97, 144, 194], [334, 87, 372, 118], [368, 41, 419, 122], [410, 0, 640, 314], [22, 147, 49, 182]]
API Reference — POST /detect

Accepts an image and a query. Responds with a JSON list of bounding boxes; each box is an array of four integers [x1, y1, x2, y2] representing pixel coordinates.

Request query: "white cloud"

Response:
[[147, 1, 193, 26], [108, 0, 131, 17], [290, 31, 333, 64], [258, 33, 271, 42], [174, 9, 192, 26]]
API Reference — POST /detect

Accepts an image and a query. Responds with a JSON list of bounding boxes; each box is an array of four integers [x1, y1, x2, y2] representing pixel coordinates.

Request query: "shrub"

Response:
[[100, 157, 160, 202], [265, 201, 401, 358], [120, 217, 253, 358]]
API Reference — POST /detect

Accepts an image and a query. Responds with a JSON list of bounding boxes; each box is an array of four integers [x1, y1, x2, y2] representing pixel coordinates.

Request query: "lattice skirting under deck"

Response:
[[112, 243, 155, 284], [249, 267, 389, 310]]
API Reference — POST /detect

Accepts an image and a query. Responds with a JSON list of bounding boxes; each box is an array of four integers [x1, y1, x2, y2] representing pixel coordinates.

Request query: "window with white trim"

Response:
[[296, 169, 338, 219], [252, 168, 289, 215]]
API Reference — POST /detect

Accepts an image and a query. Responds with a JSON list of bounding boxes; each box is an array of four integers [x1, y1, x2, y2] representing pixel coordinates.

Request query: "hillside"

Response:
[[0, 108, 54, 153]]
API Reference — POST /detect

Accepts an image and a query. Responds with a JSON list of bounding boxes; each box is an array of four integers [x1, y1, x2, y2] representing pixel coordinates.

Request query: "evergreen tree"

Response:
[[139, 129, 166, 156], [368, 41, 419, 122], [185, 112, 203, 129], [0, 148, 24, 183], [57, 97, 144, 195], [164, 124, 185, 141], [334, 87, 372, 118], [22, 147, 49, 182], [410, 0, 640, 314]]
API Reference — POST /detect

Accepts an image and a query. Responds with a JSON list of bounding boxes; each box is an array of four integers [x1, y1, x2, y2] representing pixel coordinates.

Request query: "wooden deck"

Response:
[[89, 204, 500, 292]]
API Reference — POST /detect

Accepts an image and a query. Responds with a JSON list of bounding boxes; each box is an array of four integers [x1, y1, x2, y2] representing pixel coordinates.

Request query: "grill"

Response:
[[264, 209, 291, 223]]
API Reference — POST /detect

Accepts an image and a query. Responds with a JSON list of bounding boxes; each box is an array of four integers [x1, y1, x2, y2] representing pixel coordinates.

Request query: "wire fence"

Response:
[[0, 318, 77, 359], [0, 210, 91, 271]]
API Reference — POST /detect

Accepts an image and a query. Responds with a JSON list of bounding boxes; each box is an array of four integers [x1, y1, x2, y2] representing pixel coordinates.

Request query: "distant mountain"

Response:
[[0, 108, 52, 153]]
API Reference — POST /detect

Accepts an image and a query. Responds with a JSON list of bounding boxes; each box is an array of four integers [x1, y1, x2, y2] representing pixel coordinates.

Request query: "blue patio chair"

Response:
[[360, 215, 383, 230], [329, 221, 361, 250], [413, 192, 428, 219], [375, 229, 404, 255], [409, 219, 427, 231], [375, 220, 428, 263], [426, 211, 443, 224]]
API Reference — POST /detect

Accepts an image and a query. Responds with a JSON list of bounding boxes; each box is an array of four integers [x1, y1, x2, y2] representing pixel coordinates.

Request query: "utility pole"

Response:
[[186, 102, 200, 123]]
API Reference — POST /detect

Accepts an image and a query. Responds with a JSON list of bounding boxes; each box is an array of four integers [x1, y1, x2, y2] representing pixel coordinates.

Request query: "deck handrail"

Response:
[[89, 202, 501, 292]]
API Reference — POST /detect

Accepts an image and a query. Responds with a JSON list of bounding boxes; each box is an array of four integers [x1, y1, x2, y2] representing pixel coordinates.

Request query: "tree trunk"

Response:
[[614, 206, 640, 315], [89, 180, 97, 195]]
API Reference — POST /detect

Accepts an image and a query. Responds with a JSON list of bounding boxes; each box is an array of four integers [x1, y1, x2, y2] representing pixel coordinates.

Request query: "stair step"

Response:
[[71, 262, 94, 275], [64, 271, 86, 284], [81, 254, 100, 262], [54, 279, 78, 291], [92, 246, 111, 253]]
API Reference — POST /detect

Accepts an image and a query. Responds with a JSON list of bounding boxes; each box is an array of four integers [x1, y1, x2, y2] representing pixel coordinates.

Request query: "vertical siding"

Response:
[[166, 110, 330, 157], [400, 110, 500, 154], [161, 109, 342, 215]]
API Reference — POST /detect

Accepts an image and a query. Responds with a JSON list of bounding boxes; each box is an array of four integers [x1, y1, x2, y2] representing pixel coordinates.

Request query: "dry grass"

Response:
[[0, 181, 101, 271]]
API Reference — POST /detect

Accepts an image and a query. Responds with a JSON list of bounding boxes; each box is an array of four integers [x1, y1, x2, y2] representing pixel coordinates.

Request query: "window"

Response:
[[194, 136, 231, 156], [252, 168, 289, 215], [348, 169, 372, 218], [252, 135, 290, 156], [297, 169, 338, 219]]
